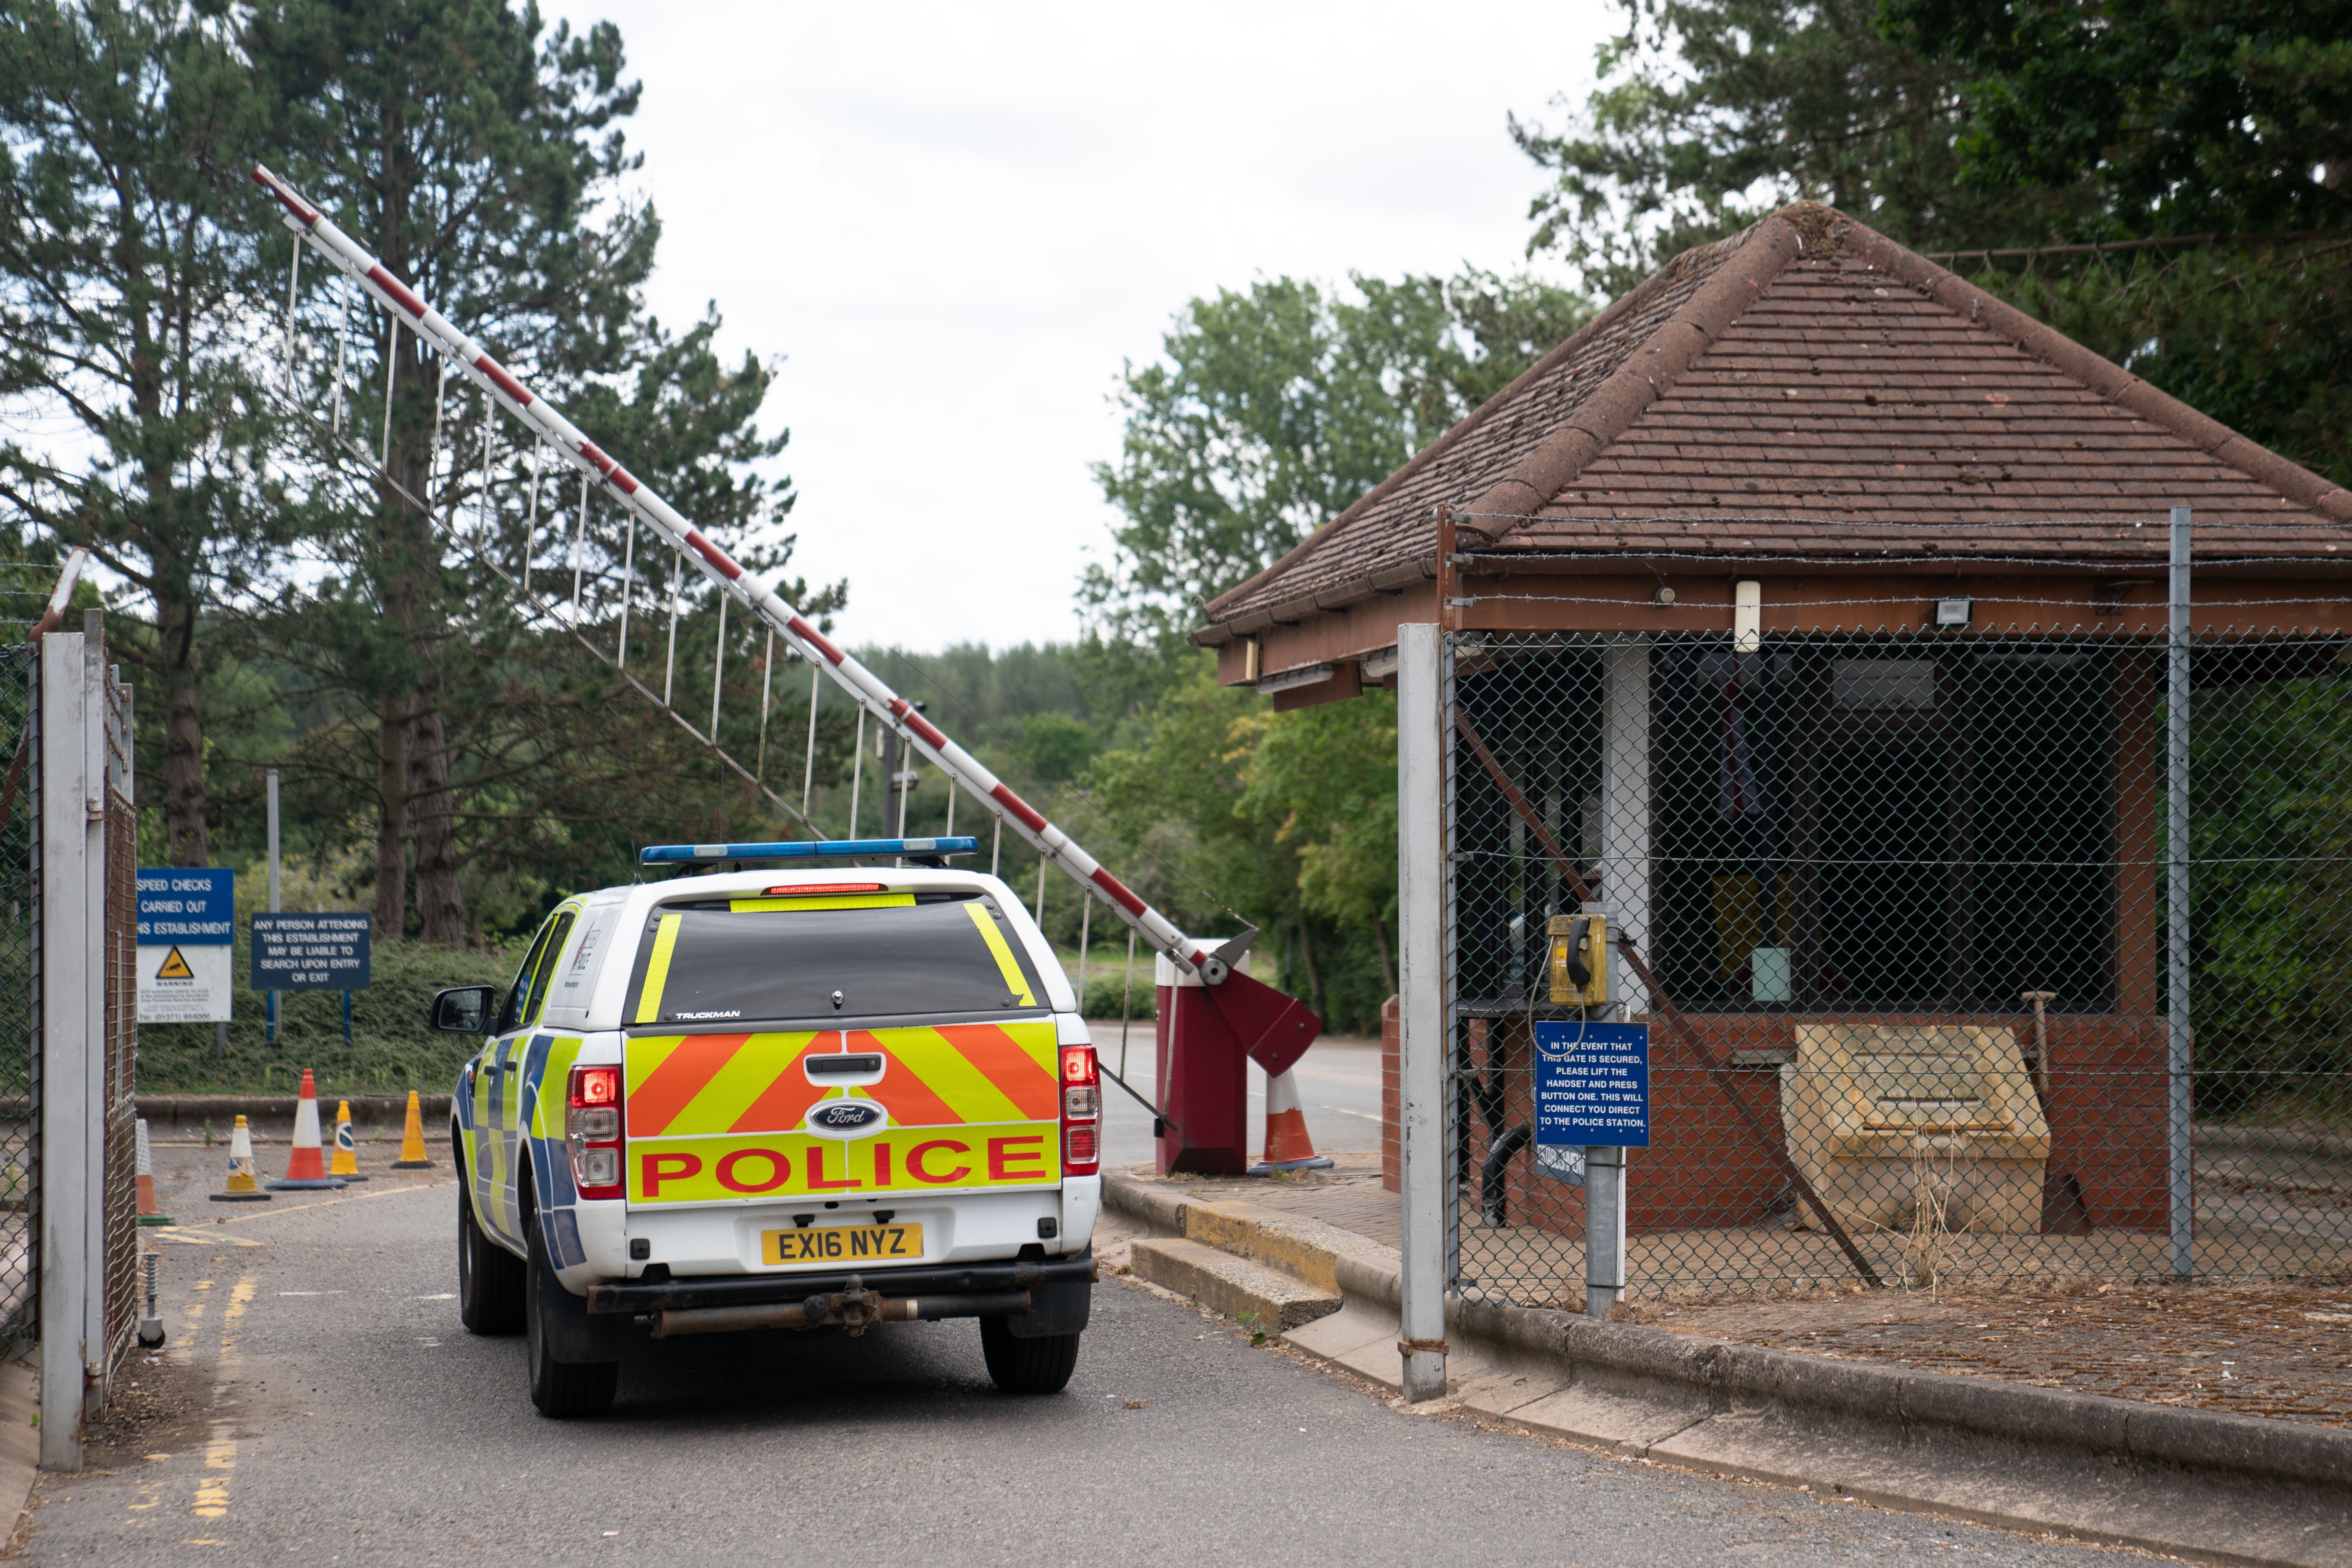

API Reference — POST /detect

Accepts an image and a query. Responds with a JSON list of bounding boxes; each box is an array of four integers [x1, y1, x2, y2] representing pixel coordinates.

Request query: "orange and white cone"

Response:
[[135, 1116, 174, 1225], [391, 1089, 432, 1169], [266, 1069, 345, 1190], [328, 1100, 367, 1181], [1250, 1067, 1334, 1174], [209, 1114, 270, 1202]]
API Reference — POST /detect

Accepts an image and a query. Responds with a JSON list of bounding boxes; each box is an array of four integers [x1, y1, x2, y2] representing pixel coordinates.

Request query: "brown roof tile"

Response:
[[1196, 205, 2352, 641]]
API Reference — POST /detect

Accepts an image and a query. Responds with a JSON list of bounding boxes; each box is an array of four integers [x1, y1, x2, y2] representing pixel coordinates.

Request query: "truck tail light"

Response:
[[1059, 1045, 1098, 1178], [567, 1064, 626, 1200]]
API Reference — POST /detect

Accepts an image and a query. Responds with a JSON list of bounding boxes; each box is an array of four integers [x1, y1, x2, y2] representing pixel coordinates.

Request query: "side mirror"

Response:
[[431, 985, 498, 1034]]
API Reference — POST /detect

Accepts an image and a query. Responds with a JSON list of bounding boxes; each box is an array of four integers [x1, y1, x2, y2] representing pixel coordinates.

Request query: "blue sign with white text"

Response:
[[1533, 1020, 1650, 1148], [136, 868, 234, 945]]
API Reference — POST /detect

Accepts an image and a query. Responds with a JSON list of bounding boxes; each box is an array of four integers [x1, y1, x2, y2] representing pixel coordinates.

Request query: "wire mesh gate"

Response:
[[1441, 625, 2352, 1304], [0, 642, 36, 1352]]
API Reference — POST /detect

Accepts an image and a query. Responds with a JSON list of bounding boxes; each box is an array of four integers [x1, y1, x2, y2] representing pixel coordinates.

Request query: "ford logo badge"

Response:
[[804, 1099, 887, 1138]]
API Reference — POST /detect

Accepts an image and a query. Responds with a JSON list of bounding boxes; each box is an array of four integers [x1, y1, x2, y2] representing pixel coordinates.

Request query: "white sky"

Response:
[[545, 0, 1609, 652]]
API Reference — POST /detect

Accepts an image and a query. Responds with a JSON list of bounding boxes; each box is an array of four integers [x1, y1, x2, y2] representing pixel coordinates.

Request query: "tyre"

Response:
[[979, 1315, 1081, 1394], [526, 1211, 618, 1419], [458, 1182, 525, 1336]]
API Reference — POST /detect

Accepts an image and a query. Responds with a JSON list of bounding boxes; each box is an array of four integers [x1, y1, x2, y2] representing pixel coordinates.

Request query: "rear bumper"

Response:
[[583, 1251, 1096, 1316]]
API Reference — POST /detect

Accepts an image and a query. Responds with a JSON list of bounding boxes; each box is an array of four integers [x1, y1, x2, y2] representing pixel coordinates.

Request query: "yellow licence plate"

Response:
[[761, 1222, 924, 1265]]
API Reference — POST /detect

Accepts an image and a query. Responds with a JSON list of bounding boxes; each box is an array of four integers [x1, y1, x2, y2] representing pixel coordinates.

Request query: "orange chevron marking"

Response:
[[727, 1038, 829, 1133], [628, 1033, 749, 1136], [858, 1031, 963, 1128], [939, 1024, 1059, 1119]]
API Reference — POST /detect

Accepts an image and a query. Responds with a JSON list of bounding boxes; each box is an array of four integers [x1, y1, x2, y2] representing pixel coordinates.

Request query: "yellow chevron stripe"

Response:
[[635, 913, 683, 1023], [666, 1031, 821, 1131], [530, 1037, 586, 1138], [891, 1025, 1026, 1124], [625, 1033, 688, 1096], [963, 903, 1034, 1007], [729, 893, 913, 912]]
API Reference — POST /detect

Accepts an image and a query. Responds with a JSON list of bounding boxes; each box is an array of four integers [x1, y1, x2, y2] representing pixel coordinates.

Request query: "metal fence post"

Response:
[[36, 629, 88, 1470], [1397, 622, 1447, 1400], [2168, 505, 2193, 1279], [1585, 1143, 1626, 1316]]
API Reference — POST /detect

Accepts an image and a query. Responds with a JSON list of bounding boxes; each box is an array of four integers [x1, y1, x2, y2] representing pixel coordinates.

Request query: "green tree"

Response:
[[1083, 270, 1589, 689], [0, 0, 275, 865], [1879, 0, 2352, 488], [245, 0, 838, 942], [1510, 0, 2098, 292], [247, 0, 652, 941]]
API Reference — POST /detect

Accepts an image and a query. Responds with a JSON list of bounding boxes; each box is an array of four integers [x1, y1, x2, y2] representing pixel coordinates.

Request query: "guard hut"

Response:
[[1192, 203, 2352, 1295]]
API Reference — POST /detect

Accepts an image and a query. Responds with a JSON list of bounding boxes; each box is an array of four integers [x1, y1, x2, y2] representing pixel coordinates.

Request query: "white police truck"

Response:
[[432, 837, 1100, 1416]]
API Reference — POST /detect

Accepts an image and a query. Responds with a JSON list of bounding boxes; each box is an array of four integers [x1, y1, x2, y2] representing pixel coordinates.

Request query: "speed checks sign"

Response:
[[138, 868, 234, 1023]]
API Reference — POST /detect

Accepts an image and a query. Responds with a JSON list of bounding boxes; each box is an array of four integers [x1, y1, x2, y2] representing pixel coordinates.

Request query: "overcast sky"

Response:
[[545, 1, 1609, 653]]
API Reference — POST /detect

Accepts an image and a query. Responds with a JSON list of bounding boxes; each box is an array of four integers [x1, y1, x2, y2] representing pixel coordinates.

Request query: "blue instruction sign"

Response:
[[1533, 1020, 1650, 1148], [251, 912, 371, 991], [137, 868, 234, 944]]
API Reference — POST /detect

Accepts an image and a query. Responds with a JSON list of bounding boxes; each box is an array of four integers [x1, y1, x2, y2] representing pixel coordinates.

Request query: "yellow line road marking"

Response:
[[193, 1424, 234, 1519]]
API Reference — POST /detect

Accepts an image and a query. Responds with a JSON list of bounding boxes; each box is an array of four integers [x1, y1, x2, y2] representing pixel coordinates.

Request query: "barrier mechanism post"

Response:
[[1397, 622, 1447, 1400], [2168, 504, 2193, 1279]]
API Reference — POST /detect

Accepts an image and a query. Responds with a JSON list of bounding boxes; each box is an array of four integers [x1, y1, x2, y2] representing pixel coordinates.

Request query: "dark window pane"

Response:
[[622, 898, 1046, 1026]]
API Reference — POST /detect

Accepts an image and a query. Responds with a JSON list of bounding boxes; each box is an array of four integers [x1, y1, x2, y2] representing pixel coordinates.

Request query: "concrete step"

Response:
[[1128, 1236, 1341, 1331]]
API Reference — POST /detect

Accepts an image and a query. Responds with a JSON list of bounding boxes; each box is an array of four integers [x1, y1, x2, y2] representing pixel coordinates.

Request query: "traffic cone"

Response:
[[391, 1089, 432, 1169], [328, 1100, 367, 1182], [134, 1117, 174, 1226], [209, 1115, 270, 1202], [265, 1069, 347, 1191], [1249, 1067, 1334, 1174]]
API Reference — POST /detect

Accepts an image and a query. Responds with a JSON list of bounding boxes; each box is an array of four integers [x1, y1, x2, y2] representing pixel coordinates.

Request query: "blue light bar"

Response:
[[639, 837, 980, 866]]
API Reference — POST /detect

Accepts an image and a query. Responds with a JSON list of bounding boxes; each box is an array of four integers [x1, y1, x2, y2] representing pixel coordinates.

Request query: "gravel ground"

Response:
[[1626, 1278, 2352, 1426]]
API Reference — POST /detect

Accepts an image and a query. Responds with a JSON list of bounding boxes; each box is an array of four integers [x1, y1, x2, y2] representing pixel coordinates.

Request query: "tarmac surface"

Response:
[[18, 1143, 2151, 1566]]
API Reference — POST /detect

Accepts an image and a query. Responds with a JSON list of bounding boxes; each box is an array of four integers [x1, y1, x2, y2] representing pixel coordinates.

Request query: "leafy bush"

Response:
[[136, 935, 522, 1096]]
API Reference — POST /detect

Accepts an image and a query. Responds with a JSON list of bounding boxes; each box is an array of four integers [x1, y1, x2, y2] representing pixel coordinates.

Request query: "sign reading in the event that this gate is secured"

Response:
[[250, 911, 371, 991], [136, 868, 234, 1023], [1533, 1020, 1651, 1149]]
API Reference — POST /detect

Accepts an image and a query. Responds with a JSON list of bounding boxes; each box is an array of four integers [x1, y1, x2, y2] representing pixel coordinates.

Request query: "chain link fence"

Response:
[[1443, 626, 2352, 1304], [0, 642, 33, 1352]]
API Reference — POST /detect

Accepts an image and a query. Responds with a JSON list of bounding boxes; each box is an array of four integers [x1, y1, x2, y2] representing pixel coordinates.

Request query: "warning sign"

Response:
[[137, 941, 232, 1022], [138, 867, 233, 1023]]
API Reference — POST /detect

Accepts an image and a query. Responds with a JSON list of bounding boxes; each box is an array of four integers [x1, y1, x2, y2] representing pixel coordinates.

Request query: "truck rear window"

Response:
[[621, 897, 1049, 1026]]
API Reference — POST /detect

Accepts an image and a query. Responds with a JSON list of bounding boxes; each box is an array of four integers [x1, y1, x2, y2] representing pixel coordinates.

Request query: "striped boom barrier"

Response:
[[252, 165, 1233, 983]]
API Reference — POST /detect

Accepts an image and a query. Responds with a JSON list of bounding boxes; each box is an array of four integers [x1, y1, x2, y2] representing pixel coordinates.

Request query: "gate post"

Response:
[[35, 622, 104, 1470], [1397, 623, 1447, 1401]]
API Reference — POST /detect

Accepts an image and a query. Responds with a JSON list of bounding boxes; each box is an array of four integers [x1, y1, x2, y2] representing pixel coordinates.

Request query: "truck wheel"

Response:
[[458, 1183, 525, 1336], [979, 1315, 1080, 1394], [526, 1216, 618, 1418]]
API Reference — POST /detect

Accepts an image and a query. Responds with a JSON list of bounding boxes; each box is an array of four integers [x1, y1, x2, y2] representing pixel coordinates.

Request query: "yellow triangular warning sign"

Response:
[[155, 946, 194, 980]]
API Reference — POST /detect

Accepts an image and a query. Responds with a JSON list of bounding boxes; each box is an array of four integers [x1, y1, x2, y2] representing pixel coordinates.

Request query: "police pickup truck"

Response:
[[430, 837, 1098, 1417]]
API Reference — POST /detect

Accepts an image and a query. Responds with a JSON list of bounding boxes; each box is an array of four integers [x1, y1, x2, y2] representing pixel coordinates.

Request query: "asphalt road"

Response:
[[1087, 1025, 1384, 1169], [32, 1143, 2140, 1566]]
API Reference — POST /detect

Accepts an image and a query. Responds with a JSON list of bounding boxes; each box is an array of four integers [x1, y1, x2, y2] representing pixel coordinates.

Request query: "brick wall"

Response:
[[1379, 1005, 2167, 1234]]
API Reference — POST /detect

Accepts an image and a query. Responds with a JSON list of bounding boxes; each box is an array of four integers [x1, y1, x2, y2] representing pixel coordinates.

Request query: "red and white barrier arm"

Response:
[[253, 165, 1220, 978]]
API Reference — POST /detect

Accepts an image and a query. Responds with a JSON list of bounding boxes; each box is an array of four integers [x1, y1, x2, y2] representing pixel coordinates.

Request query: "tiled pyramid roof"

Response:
[[1197, 203, 2352, 641]]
